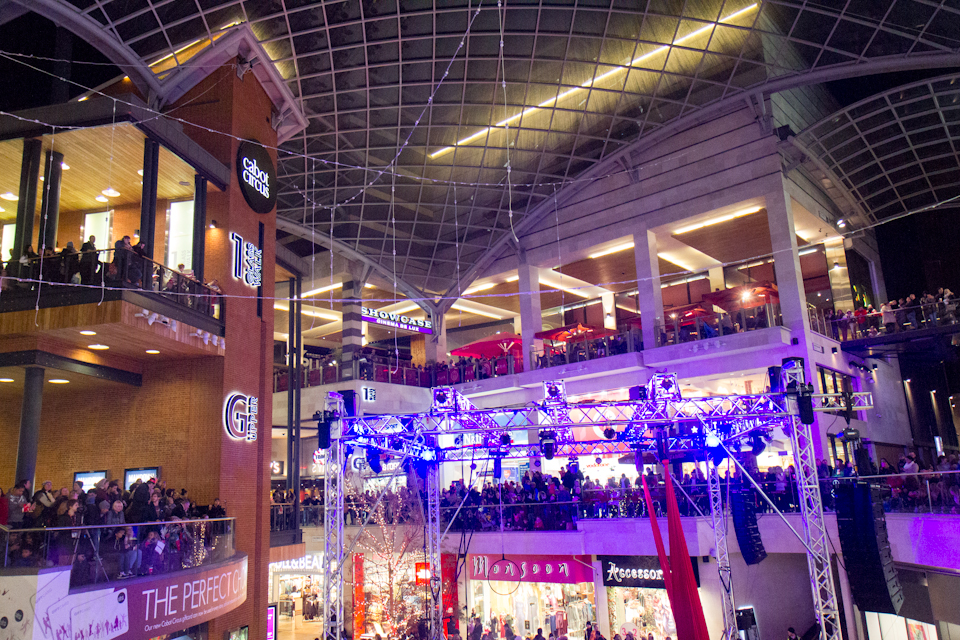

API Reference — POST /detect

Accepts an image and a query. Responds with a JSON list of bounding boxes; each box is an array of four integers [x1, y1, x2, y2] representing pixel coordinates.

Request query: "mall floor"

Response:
[[277, 614, 327, 640]]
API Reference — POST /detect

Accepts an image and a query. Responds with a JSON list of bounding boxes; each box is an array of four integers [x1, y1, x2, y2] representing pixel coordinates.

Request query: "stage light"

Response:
[[539, 430, 557, 460], [750, 433, 766, 456], [603, 427, 617, 440], [500, 433, 512, 447], [567, 457, 579, 476], [435, 390, 448, 405], [366, 448, 382, 474]]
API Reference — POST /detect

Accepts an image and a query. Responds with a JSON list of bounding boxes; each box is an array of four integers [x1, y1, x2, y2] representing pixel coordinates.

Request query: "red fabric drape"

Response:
[[641, 472, 710, 640]]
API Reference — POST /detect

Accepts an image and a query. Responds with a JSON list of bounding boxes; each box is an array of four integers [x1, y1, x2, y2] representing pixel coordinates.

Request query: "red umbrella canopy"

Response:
[[702, 281, 779, 312], [664, 304, 714, 326], [534, 322, 615, 342], [450, 333, 523, 358]]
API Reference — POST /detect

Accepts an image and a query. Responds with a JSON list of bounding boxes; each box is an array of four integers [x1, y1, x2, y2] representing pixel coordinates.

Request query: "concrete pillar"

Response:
[[341, 279, 365, 380], [139, 138, 160, 261], [825, 239, 854, 312], [15, 367, 44, 488], [192, 175, 207, 283], [517, 260, 542, 371], [39, 150, 64, 251], [708, 266, 725, 292], [633, 229, 664, 349], [13, 138, 42, 261], [765, 184, 810, 333], [424, 309, 447, 364]]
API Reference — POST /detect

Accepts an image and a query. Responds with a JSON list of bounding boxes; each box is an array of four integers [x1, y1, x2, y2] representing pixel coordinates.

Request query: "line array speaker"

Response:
[[731, 486, 767, 565], [835, 481, 904, 614]]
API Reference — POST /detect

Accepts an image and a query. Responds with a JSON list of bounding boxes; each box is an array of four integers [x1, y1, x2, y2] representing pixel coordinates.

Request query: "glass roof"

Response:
[[796, 74, 960, 223], [58, 0, 960, 292]]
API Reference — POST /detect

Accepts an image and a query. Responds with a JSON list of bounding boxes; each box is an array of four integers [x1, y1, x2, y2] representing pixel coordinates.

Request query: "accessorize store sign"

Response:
[[467, 554, 593, 584], [598, 555, 699, 589], [361, 306, 432, 334], [236, 140, 276, 214], [224, 393, 259, 442], [22, 555, 247, 640]]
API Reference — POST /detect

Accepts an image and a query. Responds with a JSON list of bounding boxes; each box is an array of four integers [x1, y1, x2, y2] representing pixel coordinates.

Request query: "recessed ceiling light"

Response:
[[79, 330, 97, 336], [0, 378, 14, 383], [145, 349, 160, 354], [95, 195, 109, 203], [61, 162, 69, 170], [137, 169, 144, 176], [49, 379, 70, 384], [88, 344, 109, 350], [102, 188, 120, 198], [1, 192, 18, 201]]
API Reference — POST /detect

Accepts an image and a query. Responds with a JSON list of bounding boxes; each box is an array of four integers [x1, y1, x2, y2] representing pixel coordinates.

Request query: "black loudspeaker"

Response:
[[835, 482, 904, 614], [629, 385, 648, 401], [340, 389, 358, 417], [731, 486, 768, 565], [767, 366, 782, 393]]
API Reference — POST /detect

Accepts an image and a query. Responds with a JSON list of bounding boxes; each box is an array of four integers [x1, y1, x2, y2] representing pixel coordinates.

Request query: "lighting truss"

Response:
[[319, 372, 869, 640]]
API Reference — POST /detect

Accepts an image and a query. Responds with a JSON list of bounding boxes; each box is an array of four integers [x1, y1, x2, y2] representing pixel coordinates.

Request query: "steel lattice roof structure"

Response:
[[12, 0, 960, 295]]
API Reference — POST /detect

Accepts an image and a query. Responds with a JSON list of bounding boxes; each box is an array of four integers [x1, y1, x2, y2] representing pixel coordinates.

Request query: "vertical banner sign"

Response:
[[353, 554, 365, 636], [231, 232, 262, 287], [267, 604, 277, 640]]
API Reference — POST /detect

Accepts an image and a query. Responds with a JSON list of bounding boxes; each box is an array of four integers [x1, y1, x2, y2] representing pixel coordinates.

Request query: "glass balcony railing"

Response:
[[656, 303, 782, 346], [1, 248, 224, 320], [1, 517, 235, 588]]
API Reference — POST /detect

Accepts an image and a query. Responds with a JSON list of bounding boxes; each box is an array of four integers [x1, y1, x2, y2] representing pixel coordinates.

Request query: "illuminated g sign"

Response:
[[236, 140, 277, 214], [224, 393, 258, 442]]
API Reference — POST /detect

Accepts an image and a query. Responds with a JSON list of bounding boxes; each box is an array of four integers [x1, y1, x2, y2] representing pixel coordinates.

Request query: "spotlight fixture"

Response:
[[102, 188, 120, 198], [539, 430, 557, 460], [208, 220, 218, 229], [95, 195, 109, 203], [832, 261, 841, 270], [0, 192, 18, 201], [603, 427, 617, 440], [500, 433, 512, 447], [749, 432, 766, 456], [837, 219, 846, 228], [88, 344, 109, 350], [145, 349, 160, 354], [79, 330, 96, 336]]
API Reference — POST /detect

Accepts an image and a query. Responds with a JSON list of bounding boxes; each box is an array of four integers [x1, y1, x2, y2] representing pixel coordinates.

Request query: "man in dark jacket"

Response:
[[79, 235, 98, 284]]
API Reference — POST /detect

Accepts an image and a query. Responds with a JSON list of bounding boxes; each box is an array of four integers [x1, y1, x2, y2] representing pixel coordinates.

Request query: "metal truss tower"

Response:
[[323, 394, 346, 640], [707, 454, 738, 640]]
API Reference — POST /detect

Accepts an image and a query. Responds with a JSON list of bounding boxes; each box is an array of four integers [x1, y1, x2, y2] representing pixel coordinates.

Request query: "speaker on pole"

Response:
[[731, 486, 767, 565], [835, 481, 903, 614]]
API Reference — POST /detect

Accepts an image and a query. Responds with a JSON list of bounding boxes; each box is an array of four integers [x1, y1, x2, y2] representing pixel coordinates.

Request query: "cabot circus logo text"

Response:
[[361, 306, 433, 332], [224, 393, 258, 442], [236, 140, 277, 214], [242, 157, 270, 198]]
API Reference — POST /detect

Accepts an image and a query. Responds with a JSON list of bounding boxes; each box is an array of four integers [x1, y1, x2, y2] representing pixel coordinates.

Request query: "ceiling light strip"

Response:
[[429, 3, 758, 159]]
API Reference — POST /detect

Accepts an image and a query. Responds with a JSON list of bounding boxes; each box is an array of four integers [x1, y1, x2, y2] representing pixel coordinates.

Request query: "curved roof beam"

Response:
[[276, 217, 429, 304], [13, 0, 163, 103], [447, 51, 960, 301]]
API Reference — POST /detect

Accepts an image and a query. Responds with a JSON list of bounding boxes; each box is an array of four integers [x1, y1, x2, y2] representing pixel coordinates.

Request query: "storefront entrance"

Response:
[[467, 554, 596, 640]]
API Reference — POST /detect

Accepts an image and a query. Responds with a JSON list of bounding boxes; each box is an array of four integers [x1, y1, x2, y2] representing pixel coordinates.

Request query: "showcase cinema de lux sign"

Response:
[[361, 306, 433, 334]]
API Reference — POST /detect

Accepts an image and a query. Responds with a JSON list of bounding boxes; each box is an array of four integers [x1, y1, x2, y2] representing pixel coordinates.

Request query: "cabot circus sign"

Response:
[[236, 140, 277, 214], [361, 306, 433, 334]]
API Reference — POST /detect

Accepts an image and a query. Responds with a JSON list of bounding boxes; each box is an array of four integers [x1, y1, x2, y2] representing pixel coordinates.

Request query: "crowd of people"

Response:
[[271, 451, 960, 534], [1, 477, 228, 584], [1, 235, 223, 316], [814, 288, 958, 341]]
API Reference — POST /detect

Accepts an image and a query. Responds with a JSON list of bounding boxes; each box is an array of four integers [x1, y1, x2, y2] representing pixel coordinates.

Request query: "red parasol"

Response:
[[450, 332, 522, 359], [701, 281, 779, 312], [535, 322, 617, 342]]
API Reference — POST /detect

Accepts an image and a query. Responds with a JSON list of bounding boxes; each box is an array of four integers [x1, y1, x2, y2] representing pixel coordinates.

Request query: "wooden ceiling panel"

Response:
[[0, 124, 196, 224], [671, 209, 806, 265]]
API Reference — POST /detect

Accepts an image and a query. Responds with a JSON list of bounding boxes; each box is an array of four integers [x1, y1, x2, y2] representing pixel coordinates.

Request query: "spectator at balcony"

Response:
[[140, 491, 163, 523], [105, 500, 126, 526], [944, 289, 956, 323], [895, 299, 908, 331], [61, 241, 80, 284], [80, 235, 98, 284], [880, 302, 896, 333], [90, 500, 111, 526], [40, 247, 61, 282], [903, 453, 920, 474], [171, 498, 192, 519], [111, 527, 142, 578], [6, 482, 28, 528], [208, 498, 227, 518], [113, 235, 134, 284]]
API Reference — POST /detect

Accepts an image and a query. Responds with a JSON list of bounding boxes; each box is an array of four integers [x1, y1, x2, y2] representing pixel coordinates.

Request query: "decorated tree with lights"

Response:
[[348, 466, 430, 639]]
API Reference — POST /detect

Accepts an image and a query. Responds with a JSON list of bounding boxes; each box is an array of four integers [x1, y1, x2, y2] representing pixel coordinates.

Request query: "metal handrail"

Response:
[[0, 516, 234, 534]]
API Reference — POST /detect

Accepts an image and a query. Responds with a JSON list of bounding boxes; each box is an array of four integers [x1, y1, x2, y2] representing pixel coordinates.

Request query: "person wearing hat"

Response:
[[61, 240, 80, 283]]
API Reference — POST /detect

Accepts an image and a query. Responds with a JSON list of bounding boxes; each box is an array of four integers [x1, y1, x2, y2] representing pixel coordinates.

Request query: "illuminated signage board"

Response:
[[360, 306, 432, 334], [362, 387, 376, 402], [267, 605, 277, 640], [270, 461, 284, 475], [269, 553, 324, 572], [224, 393, 259, 442], [236, 140, 277, 214], [230, 232, 262, 287]]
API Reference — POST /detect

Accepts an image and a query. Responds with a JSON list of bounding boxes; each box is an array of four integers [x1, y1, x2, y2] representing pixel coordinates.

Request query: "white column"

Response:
[[341, 279, 364, 380], [633, 228, 664, 349], [517, 260, 543, 371], [765, 183, 810, 333], [601, 292, 616, 330]]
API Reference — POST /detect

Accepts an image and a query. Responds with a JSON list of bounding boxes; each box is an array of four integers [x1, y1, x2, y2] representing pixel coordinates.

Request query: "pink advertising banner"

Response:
[[28, 555, 248, 640], [467, 554, 594, 584]]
